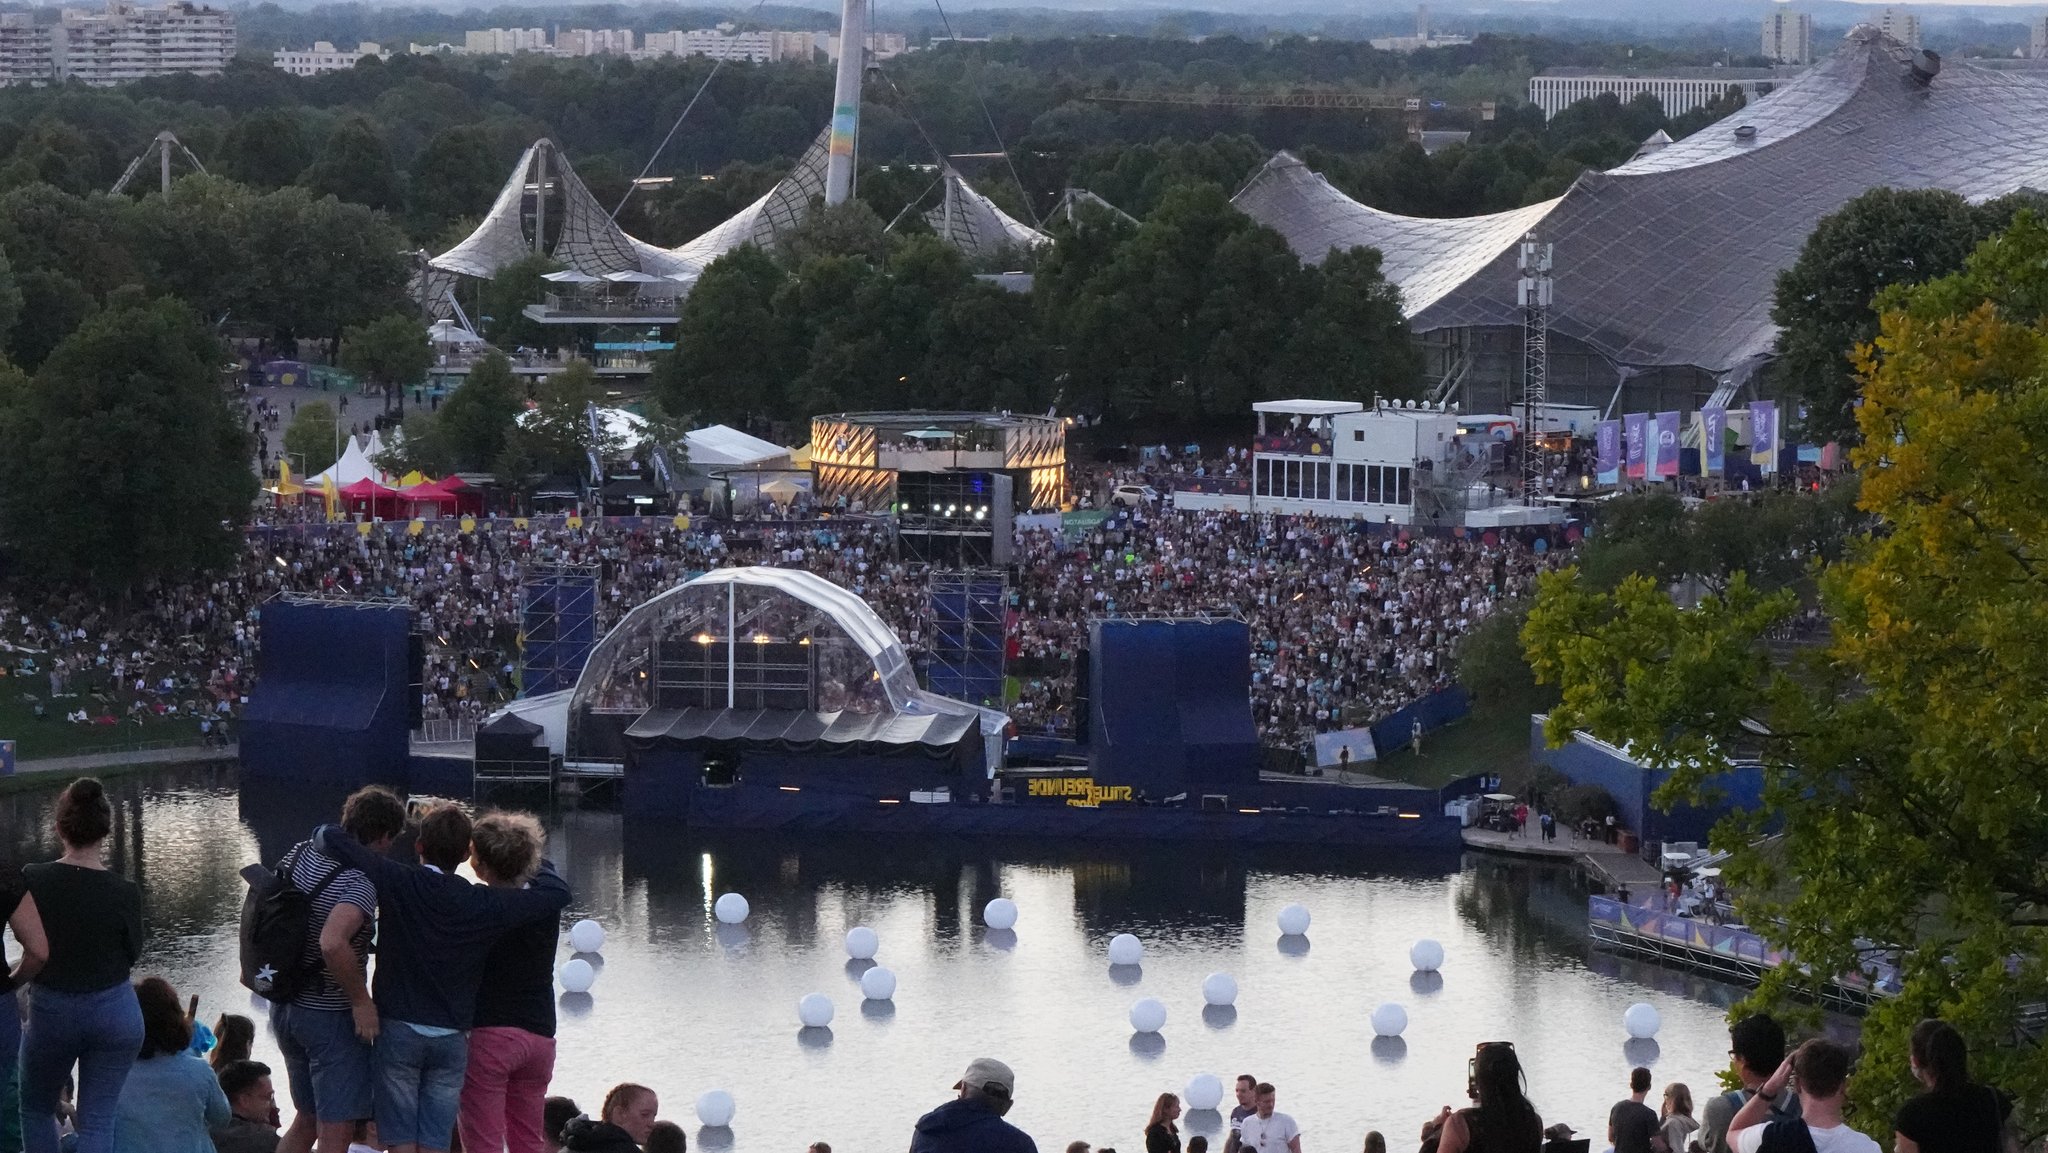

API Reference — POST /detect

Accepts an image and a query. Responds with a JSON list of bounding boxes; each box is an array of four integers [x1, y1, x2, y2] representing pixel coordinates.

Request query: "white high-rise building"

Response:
[[461, 27, 547, 54], [52, 1, 234, 86], [1762, 9, 1813, 65], [272, 40, 387, 76], [824, 31, 907, 62], [1529, 68, 1789, 120], [555, 28, 633, 56], [2030, 14, 2047, 59], [1876, 6, 1920, 49], [0, 13, 54, 86]]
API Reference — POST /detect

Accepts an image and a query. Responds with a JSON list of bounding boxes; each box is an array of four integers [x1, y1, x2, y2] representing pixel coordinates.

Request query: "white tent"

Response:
[[686, 424, 791, 469], [306, 436, 381, 488]]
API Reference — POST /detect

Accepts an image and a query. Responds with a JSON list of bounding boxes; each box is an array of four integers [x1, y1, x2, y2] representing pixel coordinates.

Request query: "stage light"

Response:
[[753, 634, 770, 644], [695, 633, 714, 644], [780, 785, 801, 793]]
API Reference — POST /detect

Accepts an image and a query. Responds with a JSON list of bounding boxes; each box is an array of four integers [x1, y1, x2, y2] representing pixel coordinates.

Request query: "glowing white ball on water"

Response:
[[1371, 1002, 1408, 1037], [1184, 1073, 1225, 1112], [1624, 1002, 1661, 1039], [983, 897, 1019, 930], [1410, 938, 1445, 973], [556, 958, 595, 994], [845, 926, 879, 960], [1201, 972, 1239, 1007], [568, 919, 605, 954], [860, 965, 897, 1000], [1128, 996, 1167, 1033], [1108, 933, 1144, 966], [714, 893, 750, 924], [798, 993, 835, 1028], [1276, 903, 1311, 936], [695, 1090, 736, 1127]]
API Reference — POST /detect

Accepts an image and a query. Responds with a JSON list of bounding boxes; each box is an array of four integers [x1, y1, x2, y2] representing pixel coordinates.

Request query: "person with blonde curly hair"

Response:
[[457, 812, 556, 1153]]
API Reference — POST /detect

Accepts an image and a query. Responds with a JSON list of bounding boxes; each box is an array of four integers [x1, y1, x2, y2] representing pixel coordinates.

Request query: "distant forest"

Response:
[[0, 32, 1754, 246]]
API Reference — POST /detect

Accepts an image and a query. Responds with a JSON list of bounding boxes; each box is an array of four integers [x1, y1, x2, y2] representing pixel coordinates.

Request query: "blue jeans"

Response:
[[373, 1024, 467, 1151], [2, 989, 22, 1153], [20, 984, 142, 1153], [271, 1004, 374, 1123]]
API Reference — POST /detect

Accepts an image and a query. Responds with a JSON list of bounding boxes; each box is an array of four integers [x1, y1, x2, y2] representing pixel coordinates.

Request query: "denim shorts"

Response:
[[373, 1022, 468, 1151], [272, 1003, 374, 1123]]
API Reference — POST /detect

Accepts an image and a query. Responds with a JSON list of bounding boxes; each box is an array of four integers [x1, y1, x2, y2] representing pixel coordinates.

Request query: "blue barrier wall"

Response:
[[1088, 619, 1262, 793], [1530, 716, 1767, 843], [1371, 686, 1472, 757], [242, 601, 413, 785]]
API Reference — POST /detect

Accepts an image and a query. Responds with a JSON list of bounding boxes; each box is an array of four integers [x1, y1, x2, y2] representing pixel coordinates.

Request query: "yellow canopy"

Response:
[[792, 443, 814, 468]]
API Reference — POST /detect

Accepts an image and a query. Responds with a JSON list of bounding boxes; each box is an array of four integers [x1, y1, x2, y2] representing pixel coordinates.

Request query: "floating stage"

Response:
[[247, 567, 1462, 851]]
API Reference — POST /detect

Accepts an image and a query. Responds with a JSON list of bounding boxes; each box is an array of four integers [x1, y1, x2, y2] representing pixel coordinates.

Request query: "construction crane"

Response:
[[1083, 90, 1498, 143]]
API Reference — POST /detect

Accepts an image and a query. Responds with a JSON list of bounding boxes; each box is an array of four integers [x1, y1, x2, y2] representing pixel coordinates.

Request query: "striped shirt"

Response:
[[282, 842, 377, 1013]]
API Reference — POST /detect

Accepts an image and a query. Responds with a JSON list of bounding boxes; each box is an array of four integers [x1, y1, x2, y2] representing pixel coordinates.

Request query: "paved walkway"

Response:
[[1461, 825, 1665, 889], [12, 742, 236, 777]]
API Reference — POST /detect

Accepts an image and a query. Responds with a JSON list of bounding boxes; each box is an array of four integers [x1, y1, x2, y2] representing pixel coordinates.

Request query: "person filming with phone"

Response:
[[1422, 1043, 1543, 1153]]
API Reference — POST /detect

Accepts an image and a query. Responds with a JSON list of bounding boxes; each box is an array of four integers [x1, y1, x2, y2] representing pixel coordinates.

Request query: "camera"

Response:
[[1467, 1040, 1515, 1100]]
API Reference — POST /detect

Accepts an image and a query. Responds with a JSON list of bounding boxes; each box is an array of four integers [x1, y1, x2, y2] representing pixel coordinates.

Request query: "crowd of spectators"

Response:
[[0, 478, 1559, 749]]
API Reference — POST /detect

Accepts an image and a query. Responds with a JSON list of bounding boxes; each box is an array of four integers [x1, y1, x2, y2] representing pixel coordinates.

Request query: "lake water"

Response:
[[2, 766, 1758, 1152]]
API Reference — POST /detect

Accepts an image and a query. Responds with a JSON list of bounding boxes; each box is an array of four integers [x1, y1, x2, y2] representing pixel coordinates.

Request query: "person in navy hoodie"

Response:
[[910, 1058, 1037, 1153], [314, 804, 569, 1153]]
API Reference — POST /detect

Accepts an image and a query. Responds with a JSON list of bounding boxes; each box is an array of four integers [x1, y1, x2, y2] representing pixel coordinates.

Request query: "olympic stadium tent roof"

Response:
[[923, 166, 1051, 262], [432, 139, 663, 280], [668, 128, 832, 276], [1234, 27, 2048, 383]]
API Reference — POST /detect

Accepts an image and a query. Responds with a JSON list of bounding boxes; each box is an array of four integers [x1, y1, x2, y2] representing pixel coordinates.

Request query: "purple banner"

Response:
[[1751, 401, 1778, 473], [1595, 420, 1621, 485], [1655, 410, 1680, 478], [1703, 408, 1727, 475], [1624, 413, 1647, 480]]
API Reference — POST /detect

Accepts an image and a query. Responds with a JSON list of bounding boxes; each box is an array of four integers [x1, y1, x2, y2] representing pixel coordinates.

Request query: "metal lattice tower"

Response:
[[111, 131, 208, 197], [1517, 233, 1553, 505]]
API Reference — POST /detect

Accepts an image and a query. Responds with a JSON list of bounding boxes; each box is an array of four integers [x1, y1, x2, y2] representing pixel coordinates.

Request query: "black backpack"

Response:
[[238, 848, 344, 1005]]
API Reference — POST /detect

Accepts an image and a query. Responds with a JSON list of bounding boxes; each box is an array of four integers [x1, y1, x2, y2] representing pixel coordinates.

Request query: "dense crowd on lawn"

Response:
[[3, 776, 2000, 1153], [0, 491, 1556, 747]]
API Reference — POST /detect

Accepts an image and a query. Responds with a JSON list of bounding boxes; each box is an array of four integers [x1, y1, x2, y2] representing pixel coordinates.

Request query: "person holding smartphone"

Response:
[[1726, 1040, 1877, 1153]]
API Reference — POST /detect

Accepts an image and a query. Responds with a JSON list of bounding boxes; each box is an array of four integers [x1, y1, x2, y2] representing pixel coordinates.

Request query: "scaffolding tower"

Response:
[[520, 566, 600, 697], [1517, 233, 1553, 505], [925, 572, 1008, 708]]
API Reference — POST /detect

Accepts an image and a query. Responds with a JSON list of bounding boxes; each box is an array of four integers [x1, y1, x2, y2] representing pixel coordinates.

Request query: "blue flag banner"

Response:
[[1703, 408, 1727, 475], [1596, 420, 1621, 485], [1751, 401, 1779, 474], [1655, 410, 1681, 478], [1625, 413, 1647, 480]]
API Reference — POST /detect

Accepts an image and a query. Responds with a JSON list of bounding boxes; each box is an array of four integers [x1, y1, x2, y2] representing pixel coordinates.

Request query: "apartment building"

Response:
[[272, 40, 387, 76], [1762, 9, 1813, 65], [51, 0, 234, 86]]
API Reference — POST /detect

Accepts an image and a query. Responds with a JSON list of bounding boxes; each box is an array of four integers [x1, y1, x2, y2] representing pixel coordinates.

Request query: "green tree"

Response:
[[374, 409, 452, 478], [0, 245, 21, 351], [7, 270, 95, 372], [282, 402, 342, 476], [339, 314, 431, 413], [1522, 213, 2048, 1137], [657, 245, 792, 426], [0, 293, 254, 593], [216, 109, 312, 190], [300, 115, 402, 213], [498, 360, 618, 482], [1274, 246, 1421, 401], [921, 281, 1053, 412], [435, 351, 524, 471], [478, 252, 559, 350], [408, 126, 504, 239], [242, 187, 412, 347], [1768, 188, 1989, 445], [776, 200, 891, 268]]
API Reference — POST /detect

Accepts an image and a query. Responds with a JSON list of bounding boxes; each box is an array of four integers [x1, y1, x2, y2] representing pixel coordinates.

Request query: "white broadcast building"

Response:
[[272, 40, 387, 76]]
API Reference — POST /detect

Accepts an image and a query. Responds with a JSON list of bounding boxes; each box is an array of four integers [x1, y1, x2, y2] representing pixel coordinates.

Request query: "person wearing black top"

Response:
[[1894, 1020, 2016, 1153], [20, 778, 146, 1153], [1144, 1092, 1183, 1153], [1433, 1044, 1543, 1153], [455, 813, 563, 1153], [2, 856, 51, 1153]]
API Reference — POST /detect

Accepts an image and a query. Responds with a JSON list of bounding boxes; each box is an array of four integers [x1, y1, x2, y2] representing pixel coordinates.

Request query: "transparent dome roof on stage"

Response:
[[569, 567, 919, 719]]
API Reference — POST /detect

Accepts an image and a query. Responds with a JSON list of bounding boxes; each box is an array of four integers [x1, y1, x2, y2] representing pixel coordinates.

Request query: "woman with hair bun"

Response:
[[20, 777, 147, 1153]]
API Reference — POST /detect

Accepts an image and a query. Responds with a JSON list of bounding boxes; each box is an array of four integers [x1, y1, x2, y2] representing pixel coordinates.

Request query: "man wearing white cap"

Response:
[[909, 1057, 1038, 1153]]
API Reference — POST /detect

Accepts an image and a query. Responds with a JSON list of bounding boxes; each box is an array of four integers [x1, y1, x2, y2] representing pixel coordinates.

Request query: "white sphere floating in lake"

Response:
[[568, 919, 606, 954], [845, 926, 879, 960], [1201, 972, 1239, 1007], [797, 993, 835, 1028], [1128, 996, 1167, 1034], [714, 893, 750, 924], [1108, 933, 1145, 966], [1184, 1073, 1225, 1112], [1624, 1002, 1661, 1039], [859, 965, 897, 1001], [983, 897, 1019, 930], [1410, 938, 1445, 973], [695, 1090, 736, 1128], [556, 958, 595, 994], [1276, 903, 1311, 936], [1371, 1002, 1409, 1037]]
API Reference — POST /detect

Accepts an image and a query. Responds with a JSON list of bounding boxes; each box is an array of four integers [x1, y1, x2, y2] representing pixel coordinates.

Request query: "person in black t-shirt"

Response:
[[1608, 1067, 1659, 1153], [455, 813, 561, 1153], [1893, 1020, 2015, 1153]]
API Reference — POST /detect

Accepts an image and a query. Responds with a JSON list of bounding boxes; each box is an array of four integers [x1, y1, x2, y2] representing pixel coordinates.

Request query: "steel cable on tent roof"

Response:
[[609, 0, 776, 221], [919, 0, 1042, 229]]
